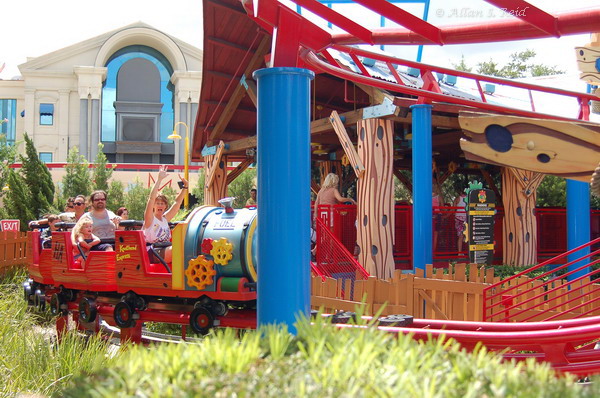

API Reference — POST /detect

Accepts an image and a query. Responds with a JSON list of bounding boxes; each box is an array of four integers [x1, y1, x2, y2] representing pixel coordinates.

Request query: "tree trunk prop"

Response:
[[502, 167, 544, 266], [356, 118, 395, 279]]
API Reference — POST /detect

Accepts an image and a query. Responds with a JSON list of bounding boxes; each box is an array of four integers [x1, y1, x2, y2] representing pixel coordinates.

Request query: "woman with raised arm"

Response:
[[142, 165, 188, 263]]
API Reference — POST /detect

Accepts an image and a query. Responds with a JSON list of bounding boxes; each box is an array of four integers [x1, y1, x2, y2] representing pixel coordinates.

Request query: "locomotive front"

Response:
[[172, 200, 257, 294]]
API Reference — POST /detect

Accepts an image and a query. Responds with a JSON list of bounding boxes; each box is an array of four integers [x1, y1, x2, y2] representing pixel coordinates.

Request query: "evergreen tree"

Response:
[[0, 133, 17, 207], [62, 147, 92, 199], [107, 180, 125, 213], [4, 169, 35, 230], [124, 180, 150, 220], [92, 143, 114, 192], [20, 133, 54, 217]]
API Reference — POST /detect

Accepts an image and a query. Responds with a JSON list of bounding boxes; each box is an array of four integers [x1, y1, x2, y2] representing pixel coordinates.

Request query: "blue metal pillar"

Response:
[[411, 104, 433, 274], [566, 179, 590, 280], [254, 67, 314, 334]]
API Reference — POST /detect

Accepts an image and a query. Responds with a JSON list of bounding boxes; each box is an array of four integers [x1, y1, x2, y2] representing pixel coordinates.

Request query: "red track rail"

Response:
[[302, 46, 598, 122], [337, 315, 600, 376]]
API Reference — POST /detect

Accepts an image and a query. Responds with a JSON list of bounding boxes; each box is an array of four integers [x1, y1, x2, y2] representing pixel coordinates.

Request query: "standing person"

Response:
[[142, 165, 188, 263], [313, 173, 356, 222], [85, 190, 120, 251], [246, 188, 257, 207], [454, 191, 468, 253]]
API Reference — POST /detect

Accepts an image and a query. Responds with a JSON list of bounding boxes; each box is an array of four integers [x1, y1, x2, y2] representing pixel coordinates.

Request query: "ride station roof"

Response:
[[193, 0, 600, 168]]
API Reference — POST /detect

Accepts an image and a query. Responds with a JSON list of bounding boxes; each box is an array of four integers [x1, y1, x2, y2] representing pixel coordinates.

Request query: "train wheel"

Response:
[[23, 280, 33, 304], [62, 288, 76, 302], [114, 301, 136, 328], [50, 293, 67, 316], [34, 289, 46, 312], [189, 307, 214, 335], [212, 301, 228, 317], [79, 297, 97, 323]]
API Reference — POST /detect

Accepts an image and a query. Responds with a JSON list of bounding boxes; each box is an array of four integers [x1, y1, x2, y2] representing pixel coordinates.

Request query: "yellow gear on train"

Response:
[[211, 237, 234, 265], [185, 255, 217, 290]]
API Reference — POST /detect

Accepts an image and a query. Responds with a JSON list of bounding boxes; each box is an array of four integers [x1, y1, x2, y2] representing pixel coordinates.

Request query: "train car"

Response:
[[23, 202, 258, 335]]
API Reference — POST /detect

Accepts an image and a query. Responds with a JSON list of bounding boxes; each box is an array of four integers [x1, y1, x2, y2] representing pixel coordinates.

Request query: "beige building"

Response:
[[0, 22, 202, 166]]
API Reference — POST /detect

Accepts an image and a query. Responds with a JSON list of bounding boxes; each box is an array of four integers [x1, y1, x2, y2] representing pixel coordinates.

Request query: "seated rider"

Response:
[[84, 190, 119, 251], [142, 165, 188, 264], [71, 216, 102, 259], [41, 214, 60, 249]]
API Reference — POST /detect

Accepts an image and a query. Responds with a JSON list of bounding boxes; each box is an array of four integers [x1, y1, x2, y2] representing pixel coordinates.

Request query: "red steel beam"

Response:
[[332, 8, 600, 45], [483, 0, 559, 36], [353, 0, 442, 44], [290, 0, 374, 45]]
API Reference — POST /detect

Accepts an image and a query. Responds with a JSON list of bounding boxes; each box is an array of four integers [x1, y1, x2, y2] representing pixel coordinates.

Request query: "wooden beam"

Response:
[[207, 36, 270, 143], [224, 136, 257, 154], [311, 109, 364, 134], [311, 180, 320, 196], [226, 157, 254, 185], [206, 141, 226, 187], [393, 169, 413, 194], [243, 78, 258, 107], [329, 111, 365, 178]]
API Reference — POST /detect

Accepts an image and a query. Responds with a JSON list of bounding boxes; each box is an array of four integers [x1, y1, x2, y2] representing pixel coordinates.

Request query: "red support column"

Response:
[[56, 315, 69, 342], [120, 323, 143, 345]]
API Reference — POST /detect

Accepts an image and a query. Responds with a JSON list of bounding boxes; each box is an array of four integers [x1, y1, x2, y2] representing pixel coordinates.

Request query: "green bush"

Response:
[[0, 270, 120, 396], [124, 180, 151, 220], [61, 317, 598, 397], [228, 168, 256, 207]]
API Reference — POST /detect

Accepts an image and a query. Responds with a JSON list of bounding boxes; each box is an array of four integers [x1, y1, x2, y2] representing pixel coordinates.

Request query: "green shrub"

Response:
[[61, 316, 598, 397], [0, 273, 120, 396], [124, 180, 151, 220]]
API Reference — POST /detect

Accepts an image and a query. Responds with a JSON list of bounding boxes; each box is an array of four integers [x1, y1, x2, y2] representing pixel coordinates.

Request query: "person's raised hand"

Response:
[[178, 175, 189, 189], [157, 165, 168, 181]]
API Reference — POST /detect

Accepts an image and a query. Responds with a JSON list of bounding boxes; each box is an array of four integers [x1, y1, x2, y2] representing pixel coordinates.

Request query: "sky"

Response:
[[0, 0, 598, 80]]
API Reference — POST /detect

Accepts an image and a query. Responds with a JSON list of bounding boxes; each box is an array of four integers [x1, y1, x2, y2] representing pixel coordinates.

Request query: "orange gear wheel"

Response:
[[185, 255, 216, 290], [210, 237, 234, 265]]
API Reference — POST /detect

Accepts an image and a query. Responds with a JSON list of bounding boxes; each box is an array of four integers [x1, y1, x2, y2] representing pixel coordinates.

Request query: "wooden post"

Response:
[[356, 118, 395, 279], [203, 148, 228, 206], [501, 167, 544, 266]]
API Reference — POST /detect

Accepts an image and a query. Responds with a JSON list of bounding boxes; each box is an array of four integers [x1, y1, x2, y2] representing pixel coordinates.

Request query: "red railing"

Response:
[[313, 217, 369, 282], [315, 204, 600, 269], [483, 237, 600, 322]]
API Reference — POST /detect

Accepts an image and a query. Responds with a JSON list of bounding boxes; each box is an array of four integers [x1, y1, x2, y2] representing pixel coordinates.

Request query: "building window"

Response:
[[0, 99, 17, 144], [102, 45, 174, 143], [40, 103, 54, 125], [39, 152, 53, 163]]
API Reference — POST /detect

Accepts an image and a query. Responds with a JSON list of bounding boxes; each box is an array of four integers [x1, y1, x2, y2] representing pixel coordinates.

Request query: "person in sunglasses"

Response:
[[59, 194, 88, 223], [83, 190, 120, 251]]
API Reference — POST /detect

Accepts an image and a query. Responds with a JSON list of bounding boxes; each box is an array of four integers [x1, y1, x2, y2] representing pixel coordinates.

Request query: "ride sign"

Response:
[[467, 189, 496, 265], [0, 219, 20, 232]]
